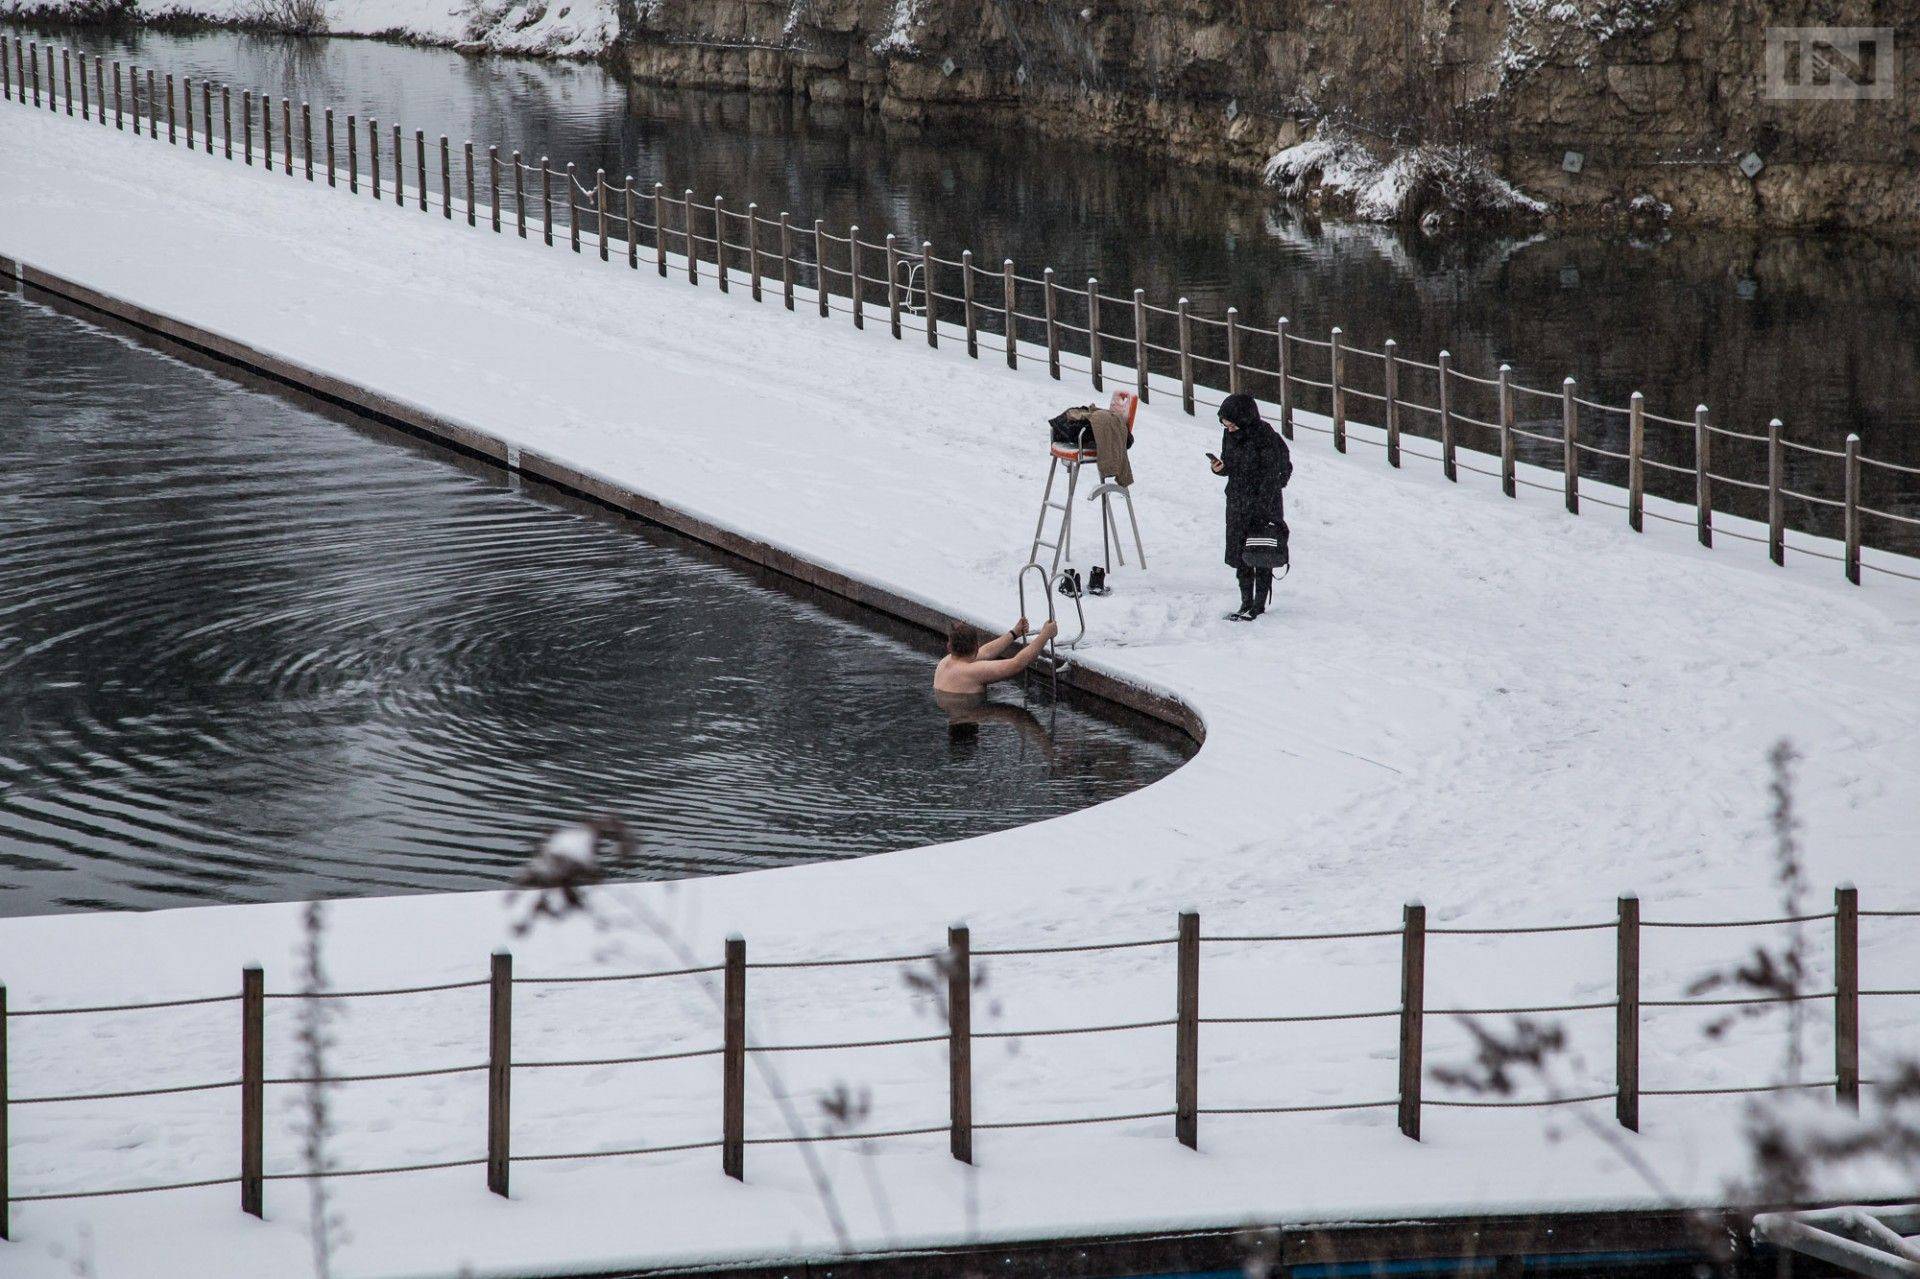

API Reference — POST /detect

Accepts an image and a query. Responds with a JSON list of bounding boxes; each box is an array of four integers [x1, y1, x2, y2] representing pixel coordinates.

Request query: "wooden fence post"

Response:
[[392, 124, 403, 204], [1628, 392, 1645, 531], [780, 213, 795, 308], [1616, 894, 1640, 1132], [723, 938, 746, 1181], [685, 192, 699, 283], [1175, 910, 1199, 1150], [466, 143, 476, 225], [1087, 278, 1102, 390], [626, 178, 638, 268], [712, 194, 726, 287], [1276, 318, 1292, 439], [1563, 377, 1580, 513], [1330, 327, 1347, 451], [1177, 298, 1194, 415], [441, 137, 452, 216], [96, 56, 105, 129], [261, 95, 271, 170], [369, 119, 380, 198], [849, 228, 862, 324], [1133, 289, 1149, 404], [145, 69, 155, 137], [597, 170, 608, 260], [2, 36, 10, 103], [1844, 435, 1862, 584], [948, 925, 972, 1165], [64, 49, 73, 117], [813, 219, 827, 315], [1384, 339, 1401, 468], [659, 186, 671, 274], [1438, 351, 1456, 481], [26, 42, 35, 110], [0, 981, 8, 1242], [922, 240, 937, 347], [1044, 268, 1060, 379], [536, 160, 550, 244], [282, 99, 292, 174], [511, 154, 524, 236], [567, 163, 580, 250], [223, 85, 233, 162], [490, 148, 502, 232], [168, 74, 177, 143], [1398, 903, 1425, 1141], [347, 114, 358, 193], [745, 203, 760, 299], [1002, 259, 1016, 367], [1498, 365, 1516, 498], [202, 80, 212, 153], [244, 90, 254, 166], [241, 965, 264, 1218], [114, 61, 123, 131], [1226, 307, 1242, 397], [488, 951, 512, 1196], [962, 251, 978, 356], [304, 105, 313, 181], [886, 234, 901, 337], [1836, 885, 1859, 1109], [81, 53, 91, 120], [1768, 419, 1785, 565], [1695, 405, 1712, 547]]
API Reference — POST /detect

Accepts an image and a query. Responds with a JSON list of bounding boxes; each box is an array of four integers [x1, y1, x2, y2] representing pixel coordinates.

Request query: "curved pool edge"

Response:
[[0, 251, 1208, 754]]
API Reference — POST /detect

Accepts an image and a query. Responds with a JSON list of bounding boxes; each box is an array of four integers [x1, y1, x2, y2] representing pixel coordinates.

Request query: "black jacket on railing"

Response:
[[1220, 417, 1292, 569]]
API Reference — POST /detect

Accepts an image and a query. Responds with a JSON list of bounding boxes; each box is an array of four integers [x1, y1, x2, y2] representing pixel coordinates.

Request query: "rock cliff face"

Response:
[[616, 0, 1920, 230]]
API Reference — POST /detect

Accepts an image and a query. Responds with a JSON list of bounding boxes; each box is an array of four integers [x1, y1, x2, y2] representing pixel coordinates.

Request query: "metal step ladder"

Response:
[[1027, 391, 1146, 579]]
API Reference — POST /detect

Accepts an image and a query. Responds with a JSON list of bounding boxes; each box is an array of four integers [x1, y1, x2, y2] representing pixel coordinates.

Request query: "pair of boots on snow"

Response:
[[1229, 566, 1274, 622], [1056, 566, 1111, 598]]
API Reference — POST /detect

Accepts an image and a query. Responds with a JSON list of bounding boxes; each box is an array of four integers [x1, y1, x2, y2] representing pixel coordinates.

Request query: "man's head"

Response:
[[947, 621, 983, 658], [1219, 392, 1261, 433]]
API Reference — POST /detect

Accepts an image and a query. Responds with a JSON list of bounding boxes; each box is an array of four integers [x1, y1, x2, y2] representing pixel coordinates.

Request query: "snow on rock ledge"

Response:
[[1264, 125, 1550, 232]]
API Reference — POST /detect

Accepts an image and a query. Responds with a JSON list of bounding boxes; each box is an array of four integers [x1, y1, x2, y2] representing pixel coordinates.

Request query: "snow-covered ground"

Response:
[[2, 99, 1919, 1279], [0, 0, 616, 57]]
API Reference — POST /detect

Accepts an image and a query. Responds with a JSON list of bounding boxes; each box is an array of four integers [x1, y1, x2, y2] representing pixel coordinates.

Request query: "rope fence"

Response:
[[4, 34, 1917, 588], [1, 886, 1912, 1232]]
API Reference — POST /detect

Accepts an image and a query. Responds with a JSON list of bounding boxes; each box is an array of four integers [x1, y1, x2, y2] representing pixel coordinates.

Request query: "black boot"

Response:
[[1227, 568, 1257, 620], [1248, 568, 1274, 617]]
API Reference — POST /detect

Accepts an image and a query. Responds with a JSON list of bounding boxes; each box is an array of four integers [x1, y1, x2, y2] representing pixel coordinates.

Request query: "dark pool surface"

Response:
[[5, 22, 1917, 545], [0, 292, 1192, 916]]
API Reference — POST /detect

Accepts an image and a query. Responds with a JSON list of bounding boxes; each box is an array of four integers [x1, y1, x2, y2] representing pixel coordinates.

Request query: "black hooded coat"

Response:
[[1219, 415, 1292, 569]]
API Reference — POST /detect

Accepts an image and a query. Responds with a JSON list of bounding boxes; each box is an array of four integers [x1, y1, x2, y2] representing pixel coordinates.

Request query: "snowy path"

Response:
[[1, 104, 1919, 1279]]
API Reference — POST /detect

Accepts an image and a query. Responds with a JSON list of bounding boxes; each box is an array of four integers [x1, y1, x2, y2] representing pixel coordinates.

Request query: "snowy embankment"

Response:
[[0, 0, 615, 57], [2, 105, 1919, 1279]]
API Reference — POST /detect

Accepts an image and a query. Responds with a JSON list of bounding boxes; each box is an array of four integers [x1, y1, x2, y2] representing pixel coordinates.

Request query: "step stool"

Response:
[[1027, 390, 1147, 578]]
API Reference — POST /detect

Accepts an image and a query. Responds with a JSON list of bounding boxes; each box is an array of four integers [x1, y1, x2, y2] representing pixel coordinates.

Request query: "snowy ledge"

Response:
[[2, 105, 1920, 1279]]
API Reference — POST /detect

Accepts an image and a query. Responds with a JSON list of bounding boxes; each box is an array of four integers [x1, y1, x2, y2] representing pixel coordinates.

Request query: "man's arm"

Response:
[[975, 618, 1028, 660], [968, 624, 1058, 685]]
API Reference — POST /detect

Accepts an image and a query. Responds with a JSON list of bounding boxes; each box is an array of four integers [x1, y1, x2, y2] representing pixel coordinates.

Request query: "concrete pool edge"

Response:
[[0, 250, 1205, 748]]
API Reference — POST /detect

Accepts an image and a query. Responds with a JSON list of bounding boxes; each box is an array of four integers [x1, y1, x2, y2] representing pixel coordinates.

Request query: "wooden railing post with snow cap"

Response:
[[146, 69, 156, 137], [440, 137, 451, 216], [81, 51, 91, 121], [1498, 364, 1516, 498], [1695, 405, 1712, 547], [597, 170, 608, 261], [241, 965, 264, 1218], [201, 80, 211, 153], [948, 924, 972, 1164], [1844, 435, 1862, 584], [466, 143, 476, 226], [514, 155, 526, 236], [781, 214, 795, 308], [626, 178, 638, 269], [1616, 894, 1640, 1132], [659, 187, 671, 274], [886, 234, 901, 337], [115, 61, 124, 131], [1175, 910, 1199, 1150], [962, 251, 978, 356], [1227, 308, 1242, 397], [1563, 377, 1579, 514], [0, 980, 9, 1242], [243, 90, 253, 165], [685, 192, 699, 283], [2, 36, 10, 103], [723, 938, 746, 1181], [1087, 278, 1102, 389], [304, 105, 314, 181], [1044, 268, 1060, 379], [1438, 351, 1456, 480], [488, 148, 501, 231], [1002, 260, 1016, 368], [1384, 338, 1401, 467], [712, 195, 726, 288], [849, 229, 863, 325], [923, 241, 937, 347], [488, 951, 512, 1196], [283, 100, 293, 175], [1398, 903, 1425, 1141], [1768, 419, 1785, 565], [745, 204, 760, 300], [1178, 299, 1194, 415], [1133, 289, 1148, 403], [813, 219, 827, 315], [261, 94, 270, 169], [1276, 318, 1292, 439], [1330, 327, 1346, 451], [391, 124, 402, 204], [165, 74, 174, 142], [369, 119, 380, 198], [1836, 885, 1859, 1109], [63, 49, 71, 116], [26, 42, 36, 110], [1628, 392, 1645, 531], [537, 160, 550, 245], [347, 114, 357, 193], [566, 163, 580, 252], [98, 57, 107, 129]]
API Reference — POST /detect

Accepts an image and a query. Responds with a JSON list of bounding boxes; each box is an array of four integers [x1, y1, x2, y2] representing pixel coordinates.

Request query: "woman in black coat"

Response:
[[1209, 393, 1292, 620]]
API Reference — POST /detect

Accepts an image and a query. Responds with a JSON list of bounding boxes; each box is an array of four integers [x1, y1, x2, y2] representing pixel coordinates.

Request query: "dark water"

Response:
[[0, 291, 1192, 916], [5, 23, 1917, 548]]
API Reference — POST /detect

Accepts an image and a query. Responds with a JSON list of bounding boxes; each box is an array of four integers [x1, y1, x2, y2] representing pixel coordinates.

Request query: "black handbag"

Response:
[[1242, 520, 1289, 570]]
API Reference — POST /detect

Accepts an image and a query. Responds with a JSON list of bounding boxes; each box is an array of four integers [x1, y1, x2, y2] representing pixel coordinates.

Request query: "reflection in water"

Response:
[[6, 22, 1918, 544], [0, 293, 1192, 917], [937, 691, 1059, 768]]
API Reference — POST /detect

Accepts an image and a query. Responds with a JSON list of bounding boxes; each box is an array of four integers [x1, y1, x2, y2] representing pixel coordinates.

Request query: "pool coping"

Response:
[[0, 250, 1204, 747]]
